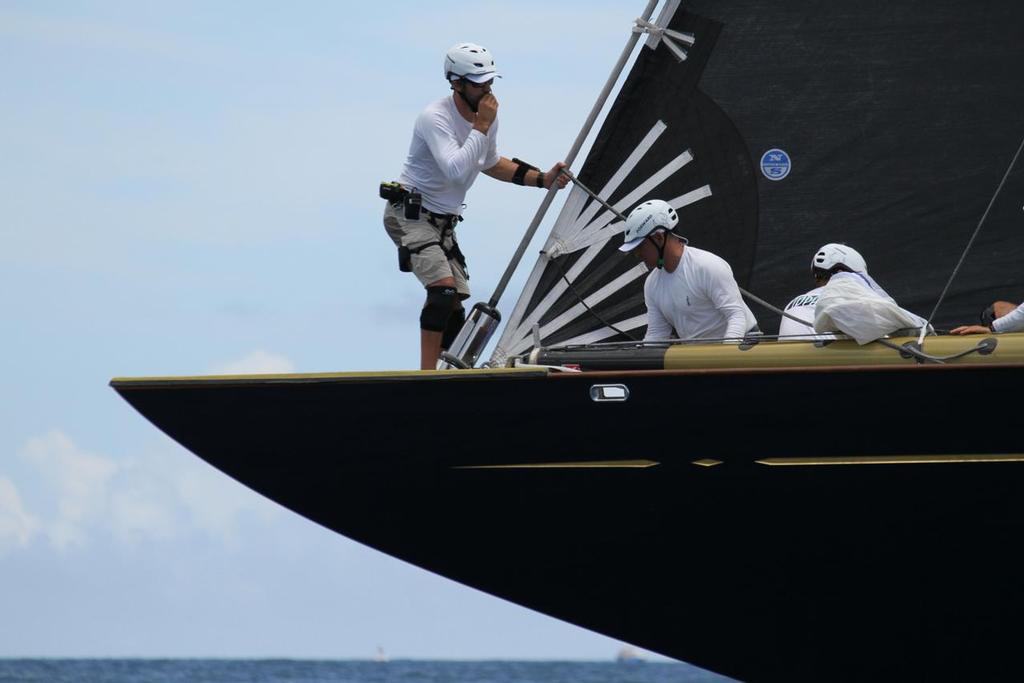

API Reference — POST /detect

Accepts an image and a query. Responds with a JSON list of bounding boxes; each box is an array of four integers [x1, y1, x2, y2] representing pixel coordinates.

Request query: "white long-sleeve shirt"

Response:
[[643, 246, 758, 342], [779, 286, 823, 337], [398, 96, 500, 215], [994, 302, 1024, 332]]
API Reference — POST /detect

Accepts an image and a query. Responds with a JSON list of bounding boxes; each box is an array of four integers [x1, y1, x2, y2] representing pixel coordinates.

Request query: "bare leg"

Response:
[[420, 276, 457, 370], [420, 330, 444, 370]]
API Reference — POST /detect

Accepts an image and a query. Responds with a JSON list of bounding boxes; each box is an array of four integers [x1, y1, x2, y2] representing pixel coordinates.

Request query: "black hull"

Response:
[[113, 364, 1024, 682]]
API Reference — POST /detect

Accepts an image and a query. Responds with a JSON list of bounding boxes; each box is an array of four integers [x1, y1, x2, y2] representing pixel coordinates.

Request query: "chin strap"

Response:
[[453, 81, 478, 113], [654, 231, 687, 269], [653, 232, 667, 269]]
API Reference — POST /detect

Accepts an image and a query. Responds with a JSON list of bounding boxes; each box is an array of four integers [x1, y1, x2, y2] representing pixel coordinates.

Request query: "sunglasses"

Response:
[[464, 79, 493, 89]]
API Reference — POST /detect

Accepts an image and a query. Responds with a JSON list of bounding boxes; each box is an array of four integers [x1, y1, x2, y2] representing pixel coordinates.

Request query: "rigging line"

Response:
[[561, 169, 816, 330], [546, 250, 641, 342], [918, 132, 1024, 345], [561, 168, 625, 222], [736, 287, 815, 330]]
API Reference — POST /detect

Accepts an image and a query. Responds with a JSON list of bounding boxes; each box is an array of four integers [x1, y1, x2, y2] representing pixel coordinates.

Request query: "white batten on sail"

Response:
[[644, 0, 683, 51], [567, 185, 713, 254], [494, 128, 712, 358], [498, 120, 674, 360], [507, 264, 650, 356], [556, 314, 649, 347], [555, 121, 669, 250], [567, 149, 694, 250], [489, 0, 723, 365]]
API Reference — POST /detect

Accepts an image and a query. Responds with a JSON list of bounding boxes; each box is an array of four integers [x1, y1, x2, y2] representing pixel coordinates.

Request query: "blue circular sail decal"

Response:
[[760, 148, 791, 181]]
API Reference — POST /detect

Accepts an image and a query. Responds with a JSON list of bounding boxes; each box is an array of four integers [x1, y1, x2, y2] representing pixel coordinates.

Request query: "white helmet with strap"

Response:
[[444, 43, 499, 83], [812, 243, 868, 274], [619, 200, 680, 252]]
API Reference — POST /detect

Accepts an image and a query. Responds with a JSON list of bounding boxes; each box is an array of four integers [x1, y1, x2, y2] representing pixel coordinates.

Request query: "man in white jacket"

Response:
[[619, 200, 758, 342], [807, 243, 928, 344], [778, 243, 871, 339]]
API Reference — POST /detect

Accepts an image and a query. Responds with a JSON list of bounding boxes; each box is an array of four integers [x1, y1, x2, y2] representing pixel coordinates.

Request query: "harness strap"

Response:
[[404, 207, 466, 266], [406, 237, 467, 268]]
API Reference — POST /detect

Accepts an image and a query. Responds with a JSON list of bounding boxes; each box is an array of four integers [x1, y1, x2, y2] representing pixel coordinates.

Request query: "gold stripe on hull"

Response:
[[757, 454, 1024, 466], [454, 459, 660, 469]]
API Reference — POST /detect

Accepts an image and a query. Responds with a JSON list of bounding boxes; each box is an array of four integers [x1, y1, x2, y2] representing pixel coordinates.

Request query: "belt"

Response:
[[422, 207, 463, 228]]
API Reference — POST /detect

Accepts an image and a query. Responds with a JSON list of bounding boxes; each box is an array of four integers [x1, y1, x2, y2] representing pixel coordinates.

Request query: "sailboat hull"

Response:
[[113, 350, 1024, 682]]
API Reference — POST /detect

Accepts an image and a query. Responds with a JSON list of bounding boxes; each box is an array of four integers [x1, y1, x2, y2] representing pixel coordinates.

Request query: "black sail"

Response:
[[492, 0, 1024, 362]]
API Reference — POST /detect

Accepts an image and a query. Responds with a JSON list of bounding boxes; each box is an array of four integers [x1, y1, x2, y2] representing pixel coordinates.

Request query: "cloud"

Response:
[[0, 477, 40, 554], [20, 430, 118, 550], [208, 350, 296, 375], [107, 473, 177, 544], [172, 460, 277, 542], [12, 429, 277, 552]]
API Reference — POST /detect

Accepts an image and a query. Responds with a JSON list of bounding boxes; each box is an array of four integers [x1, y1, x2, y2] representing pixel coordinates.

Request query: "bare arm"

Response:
[[483, 157, 570, 189]]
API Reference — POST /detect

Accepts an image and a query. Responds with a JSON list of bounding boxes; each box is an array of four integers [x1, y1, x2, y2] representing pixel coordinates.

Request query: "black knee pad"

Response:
[[441, 306, 466, 350], [420, 285, 458, 332]]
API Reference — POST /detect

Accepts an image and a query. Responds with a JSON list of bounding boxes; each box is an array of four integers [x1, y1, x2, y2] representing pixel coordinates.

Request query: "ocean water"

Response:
[[0, 660, 737, 683]]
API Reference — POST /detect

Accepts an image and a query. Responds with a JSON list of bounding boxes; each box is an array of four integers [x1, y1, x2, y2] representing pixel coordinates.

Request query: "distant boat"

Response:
[[616, 646, 645, 663], [373, 646, 388, 663]]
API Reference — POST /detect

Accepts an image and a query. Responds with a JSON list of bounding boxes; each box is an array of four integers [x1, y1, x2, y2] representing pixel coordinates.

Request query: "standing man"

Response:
[[619, 199, 759, 342], [383, 42, 568, 369]]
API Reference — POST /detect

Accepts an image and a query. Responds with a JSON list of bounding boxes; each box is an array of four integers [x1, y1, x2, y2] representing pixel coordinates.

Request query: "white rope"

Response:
[[633, 17, 695, 62]]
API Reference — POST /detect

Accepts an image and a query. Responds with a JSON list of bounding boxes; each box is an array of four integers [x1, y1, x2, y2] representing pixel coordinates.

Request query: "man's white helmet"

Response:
[[444, 43, 500, 83], [619, 200, 679, 252], [812, 243, 867, 273]]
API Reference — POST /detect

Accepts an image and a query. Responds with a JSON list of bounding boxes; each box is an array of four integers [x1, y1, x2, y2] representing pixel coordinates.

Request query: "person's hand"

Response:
[[545, 162, 569, 189], [950, 324, 992, 335], [474, 94, 498, 133]]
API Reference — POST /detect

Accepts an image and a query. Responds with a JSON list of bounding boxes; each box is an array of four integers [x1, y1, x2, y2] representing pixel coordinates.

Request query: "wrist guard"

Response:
[[511, 157, 539, 186]]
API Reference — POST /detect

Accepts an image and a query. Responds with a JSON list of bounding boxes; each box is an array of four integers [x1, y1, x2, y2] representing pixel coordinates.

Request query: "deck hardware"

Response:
[[590, 384, 629, 402]]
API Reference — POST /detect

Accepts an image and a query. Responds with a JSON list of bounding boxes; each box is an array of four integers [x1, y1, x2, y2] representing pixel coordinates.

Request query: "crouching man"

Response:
[[808, 243, 928, 344], [619, 199, 758, 342]]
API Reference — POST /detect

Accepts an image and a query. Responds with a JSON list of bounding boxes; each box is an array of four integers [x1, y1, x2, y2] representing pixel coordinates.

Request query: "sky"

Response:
[[0, 0, 700, 664]]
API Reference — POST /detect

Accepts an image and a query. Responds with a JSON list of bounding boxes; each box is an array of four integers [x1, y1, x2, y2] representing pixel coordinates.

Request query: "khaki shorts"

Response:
[[382, 202, 470, 297]]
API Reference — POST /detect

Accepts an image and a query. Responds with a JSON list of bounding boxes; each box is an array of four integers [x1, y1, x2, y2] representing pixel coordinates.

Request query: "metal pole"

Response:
[[487, 0, 660, 308]]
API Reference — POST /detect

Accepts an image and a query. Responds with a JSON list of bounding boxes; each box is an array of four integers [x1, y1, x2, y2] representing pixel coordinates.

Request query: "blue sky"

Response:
[[0, 0, 696, 662]]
